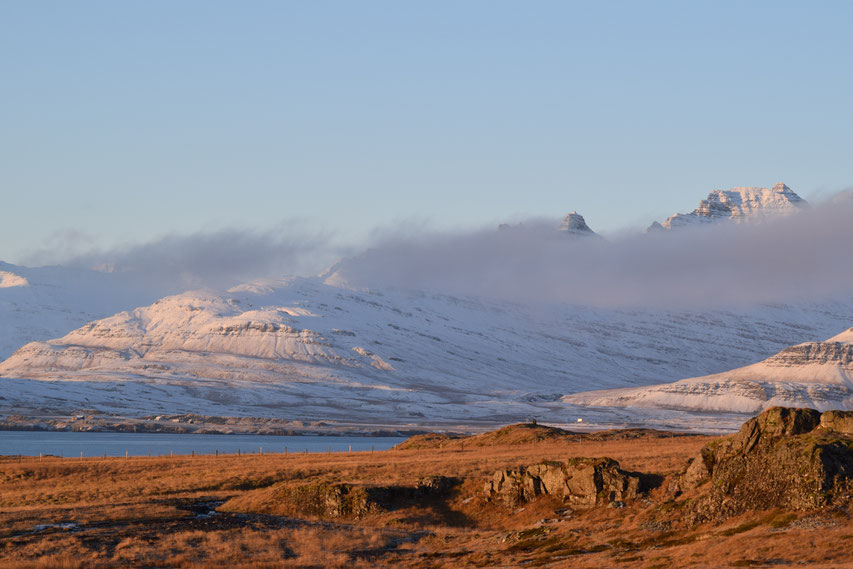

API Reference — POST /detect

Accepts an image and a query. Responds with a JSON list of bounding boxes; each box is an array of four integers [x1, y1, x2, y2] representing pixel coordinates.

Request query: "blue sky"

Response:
[[2, 1, 852, 264]]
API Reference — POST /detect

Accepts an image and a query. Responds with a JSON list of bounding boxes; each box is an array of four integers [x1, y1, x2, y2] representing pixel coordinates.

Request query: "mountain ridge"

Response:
[[648, 182, 807, 231], [564, 327, 853, 413], [2, 275, 852, 427]]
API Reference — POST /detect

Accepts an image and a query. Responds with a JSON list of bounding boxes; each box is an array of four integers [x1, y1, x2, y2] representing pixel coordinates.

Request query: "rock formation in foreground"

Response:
[[483, 457, 642, 509], [220, 475, 457, 520], [677, 407, 853, 523], [219, 408, 853, 529]]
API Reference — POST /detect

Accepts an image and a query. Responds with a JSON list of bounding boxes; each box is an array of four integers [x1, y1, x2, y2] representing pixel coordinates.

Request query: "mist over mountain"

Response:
[[23, 225, 342, 292], [2, 183, 852, 429], [647, 182, 808, 231], [327, 186, 853, 308], [0, 260, 182, 359]]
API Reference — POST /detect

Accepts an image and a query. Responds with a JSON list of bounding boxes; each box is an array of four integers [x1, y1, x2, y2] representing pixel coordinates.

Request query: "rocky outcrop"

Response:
[[484, 457, 641, 509], [220, 476, 458, 520], [819, 410, 853, 435], [763, 341, 853, 367], [677, 407, 853, 524]]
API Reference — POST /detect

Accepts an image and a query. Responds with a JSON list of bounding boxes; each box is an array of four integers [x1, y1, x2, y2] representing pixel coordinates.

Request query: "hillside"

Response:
[[2, 275, 853, 428], [565, 327, 853, 413], [398, 422, 693, 449]]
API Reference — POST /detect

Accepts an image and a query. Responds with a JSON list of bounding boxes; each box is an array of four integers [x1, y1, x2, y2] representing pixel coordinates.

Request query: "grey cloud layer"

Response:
[[25, 192, 853, 308], [333, 194, 853, 307], [32, 226, 343, 292]]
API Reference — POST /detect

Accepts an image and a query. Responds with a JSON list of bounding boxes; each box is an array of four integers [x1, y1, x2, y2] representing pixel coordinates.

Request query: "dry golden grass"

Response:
[[2, 431, 851, 568]]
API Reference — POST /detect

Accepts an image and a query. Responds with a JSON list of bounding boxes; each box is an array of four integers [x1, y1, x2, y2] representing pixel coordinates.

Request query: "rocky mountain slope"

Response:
[[565, 328, 853, 413], [2, 275, 852, 428], [648, 182, 807, 231]]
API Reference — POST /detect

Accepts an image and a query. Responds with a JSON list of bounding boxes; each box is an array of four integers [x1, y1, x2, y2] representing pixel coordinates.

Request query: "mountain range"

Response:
[[0, 182, 850, 430], [647, 182, 807, 231]]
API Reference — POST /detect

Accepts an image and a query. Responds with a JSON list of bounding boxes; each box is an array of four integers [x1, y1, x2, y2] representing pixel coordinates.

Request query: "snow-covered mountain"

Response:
[[0, 261, 171, 360], [2, 275, 852, 426], [648, 183, 807, 231], [1, 183, 850, 429], [564, 327, 853, 413]]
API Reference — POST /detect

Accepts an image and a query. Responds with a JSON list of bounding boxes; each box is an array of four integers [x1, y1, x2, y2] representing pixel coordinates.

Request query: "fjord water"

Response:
[[0, 431, 406, 457]]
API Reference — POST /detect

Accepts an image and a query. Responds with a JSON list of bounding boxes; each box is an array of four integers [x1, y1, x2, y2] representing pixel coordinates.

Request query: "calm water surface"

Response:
[[0, 431, 406, 457]]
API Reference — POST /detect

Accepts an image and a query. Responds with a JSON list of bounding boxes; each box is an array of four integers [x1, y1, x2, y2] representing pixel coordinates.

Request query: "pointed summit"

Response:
[[648, 182, 808, 231], [559, 211, 599, 237], [496, 212, 600, 238]]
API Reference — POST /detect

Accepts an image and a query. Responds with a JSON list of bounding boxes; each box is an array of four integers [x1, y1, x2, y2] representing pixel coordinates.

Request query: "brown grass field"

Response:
[[2, 429, 852, 568]]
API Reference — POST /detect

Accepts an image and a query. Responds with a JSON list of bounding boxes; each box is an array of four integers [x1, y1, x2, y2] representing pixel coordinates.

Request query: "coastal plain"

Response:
[[2, 417, 852, 568]]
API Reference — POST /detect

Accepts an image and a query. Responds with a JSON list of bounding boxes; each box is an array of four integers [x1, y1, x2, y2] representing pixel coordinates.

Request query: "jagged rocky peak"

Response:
[[559, 211, 599, 237], [649, 182, 808, 231], [497, 211, 600, 238]]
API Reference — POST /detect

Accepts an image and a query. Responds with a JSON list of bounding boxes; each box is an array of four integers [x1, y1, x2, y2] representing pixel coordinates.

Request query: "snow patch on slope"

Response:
[[0, 271, 28, 288]]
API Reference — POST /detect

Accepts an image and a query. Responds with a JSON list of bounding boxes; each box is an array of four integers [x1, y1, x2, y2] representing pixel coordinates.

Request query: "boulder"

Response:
[[284, 483, 379, 519], [819, 410, 853, 435], [484, 457, 641, 509]]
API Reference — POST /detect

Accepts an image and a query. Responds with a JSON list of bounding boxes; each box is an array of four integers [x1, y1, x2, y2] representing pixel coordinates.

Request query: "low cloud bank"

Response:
[[331, 192, 853, 307], [26, 225, 343, 292], [21, 191, 853, 308]]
